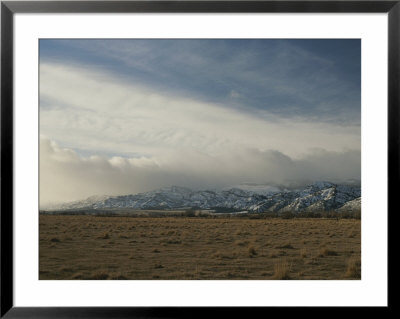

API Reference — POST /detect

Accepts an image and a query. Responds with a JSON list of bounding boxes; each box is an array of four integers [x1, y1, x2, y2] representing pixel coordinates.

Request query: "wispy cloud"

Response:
[[40, 62, 360, 159], [40, 39, 361, 125]]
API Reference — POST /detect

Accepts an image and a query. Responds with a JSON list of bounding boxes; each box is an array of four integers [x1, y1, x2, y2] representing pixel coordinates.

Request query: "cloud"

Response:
[[40, 62, 360, 158], [229, 90, 241, 99], [39, 62, 361, 205], [40, 39, 361, 124], [40, 136, 360, 206]]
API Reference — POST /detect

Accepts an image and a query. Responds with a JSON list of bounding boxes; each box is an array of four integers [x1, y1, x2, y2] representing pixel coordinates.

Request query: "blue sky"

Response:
[[39, 39, 361, 204], [40, 39, 360, 124]]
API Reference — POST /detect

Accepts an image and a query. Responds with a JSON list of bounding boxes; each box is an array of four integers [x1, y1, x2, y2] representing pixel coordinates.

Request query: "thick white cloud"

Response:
[[40, 136, 360, 206], [40, 62, 361, 205]]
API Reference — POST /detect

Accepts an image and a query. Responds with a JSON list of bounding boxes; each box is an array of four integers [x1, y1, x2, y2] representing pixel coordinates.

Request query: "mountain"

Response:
[[224, 183, 282, 195], [336, 197, 361, 213], [47, 181, 361, 214]]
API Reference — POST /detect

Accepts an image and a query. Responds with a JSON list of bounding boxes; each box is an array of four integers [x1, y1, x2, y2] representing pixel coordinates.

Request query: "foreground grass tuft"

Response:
[[90, 271, 109, 280], [345, 256, 361, 279], [97, 232, 110, 239], [110, 273, 128, 280], [276, 243, 294, 249], [318, 247, 338, 257], [272, 259, 291, 280], [248, 245, 257, 257]]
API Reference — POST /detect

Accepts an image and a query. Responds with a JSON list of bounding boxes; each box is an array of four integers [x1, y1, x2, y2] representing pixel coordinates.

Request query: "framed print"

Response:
[[1, 0, 396, 316]]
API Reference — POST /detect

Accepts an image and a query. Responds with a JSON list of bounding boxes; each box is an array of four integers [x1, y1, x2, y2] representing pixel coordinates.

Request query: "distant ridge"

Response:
[[45, 181, 361, 214]]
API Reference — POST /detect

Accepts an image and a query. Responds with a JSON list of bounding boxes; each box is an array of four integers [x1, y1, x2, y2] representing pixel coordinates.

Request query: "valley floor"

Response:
[[39, 215, 361, 280]]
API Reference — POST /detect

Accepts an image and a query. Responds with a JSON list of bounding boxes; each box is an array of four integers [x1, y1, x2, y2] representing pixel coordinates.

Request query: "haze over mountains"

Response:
[[45, 181, 361, 214]]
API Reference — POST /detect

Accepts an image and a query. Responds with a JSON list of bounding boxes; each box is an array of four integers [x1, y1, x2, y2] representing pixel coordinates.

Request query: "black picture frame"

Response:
[[1, 0, 395, 317]]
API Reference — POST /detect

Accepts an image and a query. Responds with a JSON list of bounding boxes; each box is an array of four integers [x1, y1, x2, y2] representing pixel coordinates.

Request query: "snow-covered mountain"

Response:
[[224, 183, 283, 195], [48, 181, 361, 213], [336, 197, 361, 213]]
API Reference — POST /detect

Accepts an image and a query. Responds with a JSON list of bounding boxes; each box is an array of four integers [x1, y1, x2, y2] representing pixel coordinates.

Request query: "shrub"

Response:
[[184, 209, 196, 217], [353, 211, 361, 220], [281, 212, 295, 219]]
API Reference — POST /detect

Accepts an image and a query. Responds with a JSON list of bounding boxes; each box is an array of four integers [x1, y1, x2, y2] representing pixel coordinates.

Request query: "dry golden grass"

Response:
[[272, 259, 291, 280], [318, 247, 339, 257], [247, 245, 257, 257], [345, 256, 361, 279], [300, 248, 307, 258], [39, 215, 361, 280]]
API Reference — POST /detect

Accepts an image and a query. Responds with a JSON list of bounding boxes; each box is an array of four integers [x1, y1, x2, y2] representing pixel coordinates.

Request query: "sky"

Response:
[[39, 39, 361, 206]]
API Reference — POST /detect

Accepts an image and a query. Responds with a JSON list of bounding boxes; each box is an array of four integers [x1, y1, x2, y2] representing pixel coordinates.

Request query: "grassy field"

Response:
[[39, 214, 361, 280]]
